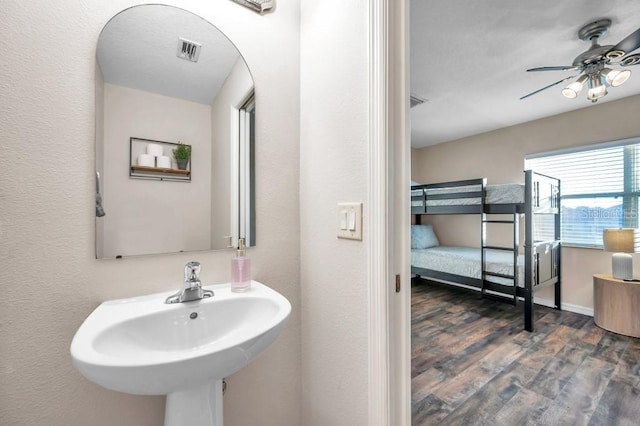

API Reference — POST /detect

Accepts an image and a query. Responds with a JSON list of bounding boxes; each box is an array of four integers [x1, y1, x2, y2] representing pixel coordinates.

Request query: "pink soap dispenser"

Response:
[[231, 238, 251, 292]]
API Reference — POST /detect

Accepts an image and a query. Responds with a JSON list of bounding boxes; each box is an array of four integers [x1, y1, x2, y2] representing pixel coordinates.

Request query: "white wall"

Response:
[[210, 57, 253, 250], [0, 1, 300, 425], [412, 94, 640, 312], [102, 83, 213, 257], [300, 1, 370, 424]]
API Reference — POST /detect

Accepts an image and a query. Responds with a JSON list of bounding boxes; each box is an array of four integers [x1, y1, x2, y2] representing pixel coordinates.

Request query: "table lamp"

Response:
[[603, 228, 640, 281]]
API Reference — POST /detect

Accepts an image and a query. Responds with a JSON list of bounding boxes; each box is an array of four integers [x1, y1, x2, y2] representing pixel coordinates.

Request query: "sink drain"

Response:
[[189, 312, 198, 319]]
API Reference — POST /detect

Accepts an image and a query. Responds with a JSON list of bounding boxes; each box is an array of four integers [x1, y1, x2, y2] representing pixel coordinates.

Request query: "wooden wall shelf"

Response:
[[130, 165, 191, 176], [129, 137, 191, 182]]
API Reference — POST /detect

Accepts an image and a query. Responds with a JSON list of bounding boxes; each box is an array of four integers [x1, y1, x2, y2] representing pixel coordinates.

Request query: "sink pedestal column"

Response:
[[165, 379, 223, 426]]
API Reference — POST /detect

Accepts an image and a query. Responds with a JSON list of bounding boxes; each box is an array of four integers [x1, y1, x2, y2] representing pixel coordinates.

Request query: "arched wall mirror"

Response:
[[95, 4, 255, 259]]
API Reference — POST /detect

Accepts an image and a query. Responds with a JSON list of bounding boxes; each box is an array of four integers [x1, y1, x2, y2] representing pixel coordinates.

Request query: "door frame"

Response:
[[368, 0, 410, 424]]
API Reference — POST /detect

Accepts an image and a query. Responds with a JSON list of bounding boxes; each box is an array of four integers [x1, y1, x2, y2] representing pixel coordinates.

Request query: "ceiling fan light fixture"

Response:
[[621, 54, 640, 66], [587, 75, 607, 102], [561, 75, 589, 99], [521, 18, 640, 103], [606, 50, 625, 60], [602, 68, 631, 87], [562, 85, 579, 99]]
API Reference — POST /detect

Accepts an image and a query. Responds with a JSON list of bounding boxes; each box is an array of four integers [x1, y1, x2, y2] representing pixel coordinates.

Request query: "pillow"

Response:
[[411, 224, 439, 249]]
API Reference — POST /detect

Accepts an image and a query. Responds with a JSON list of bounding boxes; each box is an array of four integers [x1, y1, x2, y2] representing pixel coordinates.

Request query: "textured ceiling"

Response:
[[97, 5, 244, 105], [411, 0, 640, 148]]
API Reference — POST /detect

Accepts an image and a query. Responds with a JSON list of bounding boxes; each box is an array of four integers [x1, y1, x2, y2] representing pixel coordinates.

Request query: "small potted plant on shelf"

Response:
[[173, 142, 191, 170]]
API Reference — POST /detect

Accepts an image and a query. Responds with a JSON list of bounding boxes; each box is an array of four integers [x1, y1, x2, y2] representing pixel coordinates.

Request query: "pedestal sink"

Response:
[[70, 281, 291, 426]]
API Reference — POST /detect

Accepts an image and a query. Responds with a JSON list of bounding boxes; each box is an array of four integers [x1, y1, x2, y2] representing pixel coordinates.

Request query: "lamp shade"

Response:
[[603, 228, 640, 253]]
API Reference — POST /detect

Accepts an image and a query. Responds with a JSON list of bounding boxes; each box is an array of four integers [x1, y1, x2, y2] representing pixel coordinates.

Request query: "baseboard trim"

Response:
[[412, 277, 595, 317], [534, 297, 594, 317]]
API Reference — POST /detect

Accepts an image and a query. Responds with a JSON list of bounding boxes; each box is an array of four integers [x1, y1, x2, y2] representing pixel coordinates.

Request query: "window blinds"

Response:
[[526, 141, 640, 248]]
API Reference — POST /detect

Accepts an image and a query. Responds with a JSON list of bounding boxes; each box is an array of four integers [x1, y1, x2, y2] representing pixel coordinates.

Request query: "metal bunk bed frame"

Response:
[[411, 170, 562, 332]]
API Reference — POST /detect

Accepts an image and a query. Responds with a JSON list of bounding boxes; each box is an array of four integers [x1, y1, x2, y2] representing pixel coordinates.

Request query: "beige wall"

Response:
[[412, 94, 640, 311], [0, 1, 300, 425], [210, 57, 253, 250], [102, 83, 213, 257], [300, 0, 370, 424]]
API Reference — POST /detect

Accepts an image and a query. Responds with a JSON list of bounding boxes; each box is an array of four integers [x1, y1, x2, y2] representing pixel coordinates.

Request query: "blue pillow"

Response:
[[411, 224, 439, 249]]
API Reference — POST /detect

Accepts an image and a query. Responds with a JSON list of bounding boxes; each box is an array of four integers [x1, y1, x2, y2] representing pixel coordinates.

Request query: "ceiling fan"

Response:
[[521, 18, 640, 102]]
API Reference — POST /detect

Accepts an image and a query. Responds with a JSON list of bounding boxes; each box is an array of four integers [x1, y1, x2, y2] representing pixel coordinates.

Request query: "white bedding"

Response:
[[411, 246, 524, 287]]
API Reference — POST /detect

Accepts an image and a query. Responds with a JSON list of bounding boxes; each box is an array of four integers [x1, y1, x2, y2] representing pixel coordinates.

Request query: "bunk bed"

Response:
[[410, 170, 561, 332]]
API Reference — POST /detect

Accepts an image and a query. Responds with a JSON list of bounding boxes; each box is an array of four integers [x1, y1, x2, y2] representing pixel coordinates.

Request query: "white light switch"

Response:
[[347, 212, 356, 231], [337, 202, 362, 240], [340, 210, 348, 230]]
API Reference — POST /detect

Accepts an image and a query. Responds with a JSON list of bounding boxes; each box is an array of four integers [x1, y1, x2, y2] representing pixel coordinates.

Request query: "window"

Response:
[[526, 139, 640, 248]]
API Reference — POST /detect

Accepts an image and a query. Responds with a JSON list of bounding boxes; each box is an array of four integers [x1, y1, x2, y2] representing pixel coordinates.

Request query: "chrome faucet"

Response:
[[165, 261, 214, 304]]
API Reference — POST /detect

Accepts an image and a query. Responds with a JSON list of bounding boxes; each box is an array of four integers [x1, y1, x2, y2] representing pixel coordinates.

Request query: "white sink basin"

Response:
[[71, 281, 290, 425]]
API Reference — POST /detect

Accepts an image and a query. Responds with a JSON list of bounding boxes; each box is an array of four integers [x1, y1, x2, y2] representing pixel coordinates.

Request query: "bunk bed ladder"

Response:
[[481, 211, 519, 306]]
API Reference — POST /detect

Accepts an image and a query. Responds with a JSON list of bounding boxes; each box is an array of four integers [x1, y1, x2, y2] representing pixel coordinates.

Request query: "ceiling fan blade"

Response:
[[520, 75, 579, 100], [526, 66, 579, 72], [609, 27, 640, 55]]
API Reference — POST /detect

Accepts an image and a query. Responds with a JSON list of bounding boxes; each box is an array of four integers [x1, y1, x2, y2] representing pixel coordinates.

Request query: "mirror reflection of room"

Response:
[[95, 5, 254, 259]]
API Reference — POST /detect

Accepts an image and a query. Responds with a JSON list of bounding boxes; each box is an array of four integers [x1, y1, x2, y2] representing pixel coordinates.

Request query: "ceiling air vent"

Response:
[[410, 94, 428, 108], [176, 38, 201, 63]]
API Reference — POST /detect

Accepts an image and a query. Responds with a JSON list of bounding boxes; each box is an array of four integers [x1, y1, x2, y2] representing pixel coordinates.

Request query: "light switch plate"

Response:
[[337, 202, 362, 240]]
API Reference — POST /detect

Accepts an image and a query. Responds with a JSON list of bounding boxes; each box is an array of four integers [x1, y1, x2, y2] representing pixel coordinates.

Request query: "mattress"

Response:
[[411, 183, 524, 207], [411, 246, 524, 287]]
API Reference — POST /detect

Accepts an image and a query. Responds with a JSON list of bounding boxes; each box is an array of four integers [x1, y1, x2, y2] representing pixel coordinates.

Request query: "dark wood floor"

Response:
[[411, 279, 640, 426]]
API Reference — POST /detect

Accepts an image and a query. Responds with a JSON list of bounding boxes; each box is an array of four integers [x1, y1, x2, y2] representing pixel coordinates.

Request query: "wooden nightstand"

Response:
[[593, 274, 640, 338]]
